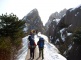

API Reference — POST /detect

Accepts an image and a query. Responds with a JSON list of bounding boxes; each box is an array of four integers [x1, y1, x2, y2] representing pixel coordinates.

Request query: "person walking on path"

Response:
[[37, 36, 44, 59], [28, 30, 36, 60]]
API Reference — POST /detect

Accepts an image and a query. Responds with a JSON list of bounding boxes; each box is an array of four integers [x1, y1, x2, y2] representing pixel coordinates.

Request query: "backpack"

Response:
[[38, 37, 44, 48], [28, 35, 36, 48]]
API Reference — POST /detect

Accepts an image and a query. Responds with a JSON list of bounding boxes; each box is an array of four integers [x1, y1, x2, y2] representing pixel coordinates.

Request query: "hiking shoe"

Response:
[[30, 57, 33, 60], [42, 57, 44, 59]]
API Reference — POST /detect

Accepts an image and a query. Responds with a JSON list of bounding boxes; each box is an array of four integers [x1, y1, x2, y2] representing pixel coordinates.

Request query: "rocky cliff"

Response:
[[23, 9, 45, 34], [45, 9, 67, 30], [46, 5, 81, 60], [45, 9, 67, 39]]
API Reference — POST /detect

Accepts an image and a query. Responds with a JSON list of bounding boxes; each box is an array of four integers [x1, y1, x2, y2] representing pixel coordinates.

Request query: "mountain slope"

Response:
[[45, 9, 67, 30], [23, 9, 45, 34], [46, 5, 81, 60]]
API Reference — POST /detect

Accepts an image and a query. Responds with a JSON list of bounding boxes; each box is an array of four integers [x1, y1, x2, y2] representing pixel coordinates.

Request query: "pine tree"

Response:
[[0, 13, 25, 60], [0, 13, 25, 38]]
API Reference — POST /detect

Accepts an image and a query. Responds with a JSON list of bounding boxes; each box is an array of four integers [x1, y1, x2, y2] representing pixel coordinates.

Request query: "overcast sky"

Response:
[[0, 0, 81, 25]]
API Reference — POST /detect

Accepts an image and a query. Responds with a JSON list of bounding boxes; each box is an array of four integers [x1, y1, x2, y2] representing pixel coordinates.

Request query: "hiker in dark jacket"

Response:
[[28, 30, 36, 59], [37, 36, 44, 59]]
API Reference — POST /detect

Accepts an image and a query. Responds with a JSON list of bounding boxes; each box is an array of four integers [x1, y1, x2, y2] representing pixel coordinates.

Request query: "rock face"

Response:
[[46, 5, 81, 60], [46, 19, 60, 40], [23, 9, 45, 34], [45, 9, 67, 39], [45, 9, 67, 30]]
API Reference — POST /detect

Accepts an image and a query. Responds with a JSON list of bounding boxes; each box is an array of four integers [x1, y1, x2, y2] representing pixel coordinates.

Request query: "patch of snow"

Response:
[[56, 19, 60, 24], [53, 19, 60, 25], [28, 10, 33, 15], [23, 27, 28, 32], [55, 39, 60, 44], [34, 35, 39, 45], [60, 28, 66, 42], [68, 44, 72, 50], [75, 12, 79, 16], [23, 16, 26, 20], [63, 14, 66, 17], [68, 24, 72, 29], [69, 4, 81, 12], [16, 36, 28, 60], [60, 28, 65, 33], [77, 12, 79, 14], [69, 8, 74, 12], [49, 36, 53, 42], [63, 51, 67, 55], [67, 33, 72, 36], [69, 24, 72, 27], [75, 14, 77, 16], [62, 36, 65, 42], [44, 42, 66, 60]]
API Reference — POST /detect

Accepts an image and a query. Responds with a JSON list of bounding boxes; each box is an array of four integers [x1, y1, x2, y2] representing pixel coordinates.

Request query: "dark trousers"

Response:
[[30, 48, 35, 59], [39, 48, 44, 59]]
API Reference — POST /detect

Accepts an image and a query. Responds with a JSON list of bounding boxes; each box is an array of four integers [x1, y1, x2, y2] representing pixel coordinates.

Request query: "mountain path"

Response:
[[25, 46, 43, 60]]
